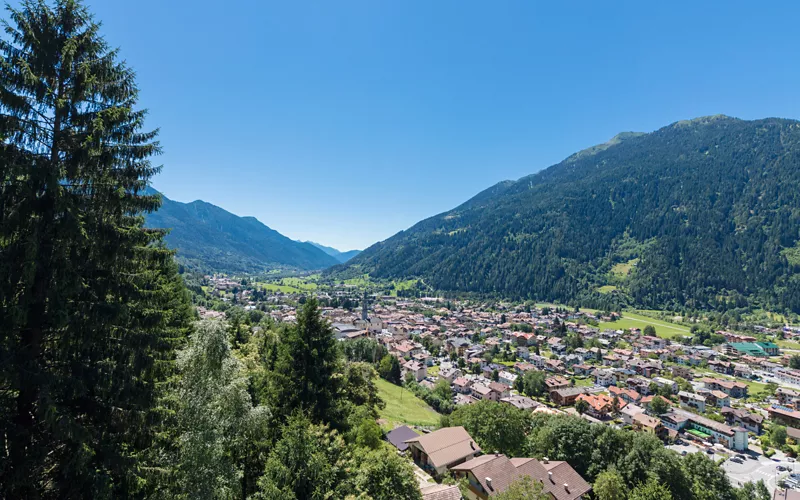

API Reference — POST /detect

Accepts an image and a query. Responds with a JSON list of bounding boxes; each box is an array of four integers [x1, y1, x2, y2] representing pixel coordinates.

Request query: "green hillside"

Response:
[[337, 116, 800, 314], [145, 191, 339, 273]]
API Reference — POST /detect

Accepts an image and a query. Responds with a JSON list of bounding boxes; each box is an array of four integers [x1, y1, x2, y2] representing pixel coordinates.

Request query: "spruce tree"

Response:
[[0, 1, 191, 497]]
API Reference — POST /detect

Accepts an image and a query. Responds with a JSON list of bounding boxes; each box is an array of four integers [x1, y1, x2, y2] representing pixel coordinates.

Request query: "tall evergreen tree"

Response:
[[269, 297, 340, 424], [0, 1, 191, 497]]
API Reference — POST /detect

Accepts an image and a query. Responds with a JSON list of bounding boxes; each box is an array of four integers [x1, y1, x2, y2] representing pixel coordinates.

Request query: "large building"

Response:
[[661, 409, 749, 451], [726, 342, 779, 357]]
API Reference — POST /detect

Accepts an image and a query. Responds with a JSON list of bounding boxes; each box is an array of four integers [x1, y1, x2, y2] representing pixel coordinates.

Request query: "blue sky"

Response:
[[84, 0, 800, 251]]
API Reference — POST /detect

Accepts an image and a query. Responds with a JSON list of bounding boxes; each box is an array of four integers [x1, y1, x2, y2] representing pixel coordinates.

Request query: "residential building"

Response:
[[451, 454, 591, 500], [633, 412, 668, 439], [405, 427, 481, 477], [700, 378, 748, 399], [661, 409, 749, 451], [550, 387, 589, 407], [498, 370, 518, 388], [594, 369, 615, 387], [501, 395, 542, 412], [621, 404, 646, 425], [720, 406, 763, 434], [768, 405, 800, 428], [678, 391, 707, 413], [575, 393, 619, 419], [403, 360, 428, 382]]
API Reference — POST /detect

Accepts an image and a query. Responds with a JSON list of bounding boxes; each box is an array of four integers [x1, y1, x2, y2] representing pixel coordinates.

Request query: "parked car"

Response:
[[730, 458, 743, 464], [789, 457, 796, 463], [778, 465, 787, 471]]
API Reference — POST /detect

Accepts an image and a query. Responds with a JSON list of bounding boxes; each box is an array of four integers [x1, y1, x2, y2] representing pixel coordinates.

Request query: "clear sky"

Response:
[[82, 0, 800, 251]]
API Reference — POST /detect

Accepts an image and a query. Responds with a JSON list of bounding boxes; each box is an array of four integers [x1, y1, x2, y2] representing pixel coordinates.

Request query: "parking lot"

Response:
[[722, 454, 797, 492]]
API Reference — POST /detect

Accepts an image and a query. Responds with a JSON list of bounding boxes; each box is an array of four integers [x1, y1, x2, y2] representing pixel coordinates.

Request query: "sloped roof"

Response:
[[405, 427, 480, 468], [386, 425, 419, 452], [451, 454, 591, 500], [421, 484, 462, 500]]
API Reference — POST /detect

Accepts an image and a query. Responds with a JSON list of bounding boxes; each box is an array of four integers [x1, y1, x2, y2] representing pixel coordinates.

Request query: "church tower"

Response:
[[361, 289, 369, 321]]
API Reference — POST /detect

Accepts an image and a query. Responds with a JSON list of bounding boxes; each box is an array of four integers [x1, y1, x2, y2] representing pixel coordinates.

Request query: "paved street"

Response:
[[722, 454, 797, 492]]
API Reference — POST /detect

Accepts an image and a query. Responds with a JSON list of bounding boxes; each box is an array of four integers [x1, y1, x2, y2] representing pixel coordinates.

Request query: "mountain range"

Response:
[[145, 191, 341, 273], [305, 242, 361, 263], [336, 115, 800, 314]]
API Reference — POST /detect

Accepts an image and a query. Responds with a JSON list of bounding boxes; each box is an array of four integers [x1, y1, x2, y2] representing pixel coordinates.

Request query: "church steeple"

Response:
[[361, 289, 369, 321]]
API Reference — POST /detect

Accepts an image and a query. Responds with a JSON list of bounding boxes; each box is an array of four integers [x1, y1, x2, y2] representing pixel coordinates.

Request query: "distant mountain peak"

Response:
[[304, 241, 361, 263]]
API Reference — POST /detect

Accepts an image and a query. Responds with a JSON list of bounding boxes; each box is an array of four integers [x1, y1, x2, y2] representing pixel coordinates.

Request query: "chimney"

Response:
[[486, 477, 493, 490], [548, 472, 554, 483], [564, 483, 570, 493], [543, 457, 549, 464]]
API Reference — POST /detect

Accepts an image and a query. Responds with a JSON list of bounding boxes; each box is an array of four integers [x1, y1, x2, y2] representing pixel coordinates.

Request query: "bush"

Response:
[[764, 448, 775, 458]]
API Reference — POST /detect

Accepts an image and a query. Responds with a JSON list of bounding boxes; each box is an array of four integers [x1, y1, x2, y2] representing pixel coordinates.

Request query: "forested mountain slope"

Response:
[[339, 116, 800, 313], [145, 191, 339, 272]]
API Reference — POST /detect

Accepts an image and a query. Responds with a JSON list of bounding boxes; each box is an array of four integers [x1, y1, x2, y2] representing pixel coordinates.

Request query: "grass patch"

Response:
[[573, 377, 594, 387], [375, 378, 440, 428], [776, 339, 800, 351], [390, 279, 418, 297], [343, 274, 371, 287], [597, 285, 617, 294], [599, 311, 691, 340], [610, 258, 639, 278], [428, 365, 440, 377]]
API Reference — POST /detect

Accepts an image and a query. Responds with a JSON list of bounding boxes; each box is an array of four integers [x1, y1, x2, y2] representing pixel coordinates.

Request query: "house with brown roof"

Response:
[[545, 375, 570, 392], [700, 377, 748, 399], [633, 412, 668, 440], [575, 393, 620, 419], [405, 426, 481, 477], [451, 454, 591, 500], [721, 406, 764, 434], [550, 387, 589, 407], [609, 385, 641, 405]]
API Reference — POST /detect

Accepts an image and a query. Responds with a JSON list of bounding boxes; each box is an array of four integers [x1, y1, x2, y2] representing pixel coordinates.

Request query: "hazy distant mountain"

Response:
[[145, 191, 339, 273], [305, 242, 361, 263], [336, 116, 800, 314]]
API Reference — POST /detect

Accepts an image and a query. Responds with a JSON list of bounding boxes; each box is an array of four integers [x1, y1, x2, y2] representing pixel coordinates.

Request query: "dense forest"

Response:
[[339, 116, 800, 315]]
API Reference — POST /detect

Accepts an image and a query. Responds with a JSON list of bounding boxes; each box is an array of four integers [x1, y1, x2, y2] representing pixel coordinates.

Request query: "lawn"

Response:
[[375, 378, 440, 428], [280, 277, 318, 290], [390, 279, 419, 296], [427, 365, 440, 377], [572, 377, 595, 387], [599, 311, 692, 340], [776, 339, 800, 351]]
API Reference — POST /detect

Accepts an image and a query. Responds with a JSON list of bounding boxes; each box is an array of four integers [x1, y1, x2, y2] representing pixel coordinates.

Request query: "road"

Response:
[[722, 454, 797, 492]]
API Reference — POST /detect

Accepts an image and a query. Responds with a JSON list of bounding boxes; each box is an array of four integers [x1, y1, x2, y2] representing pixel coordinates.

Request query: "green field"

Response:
[[572, 377, 595, 387], [599, 311, 691, 339], [375, 378, 440, 428], [257, 277, 319, 294], [390, 279, 419, 296], [343, 274, 371, 287]]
